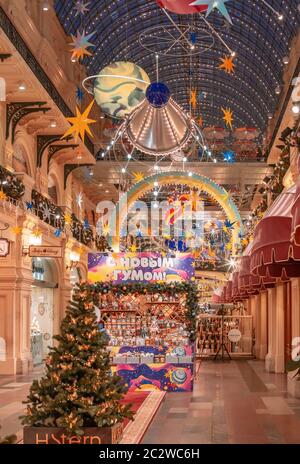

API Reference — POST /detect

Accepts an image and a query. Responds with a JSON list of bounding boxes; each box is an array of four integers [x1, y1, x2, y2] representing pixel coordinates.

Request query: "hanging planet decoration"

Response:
[[92, 61, 150, 119], [156, 0, 207, 15]]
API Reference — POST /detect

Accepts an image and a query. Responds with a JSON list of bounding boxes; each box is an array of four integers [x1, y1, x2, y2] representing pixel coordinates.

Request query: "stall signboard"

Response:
[[88, 252, 195, 284], [29, 246, 63, 258]]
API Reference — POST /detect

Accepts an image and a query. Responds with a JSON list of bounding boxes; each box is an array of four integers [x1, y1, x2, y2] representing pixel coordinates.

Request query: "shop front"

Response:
[[30, 258, 58, 365], [88, 252, 198, 392]]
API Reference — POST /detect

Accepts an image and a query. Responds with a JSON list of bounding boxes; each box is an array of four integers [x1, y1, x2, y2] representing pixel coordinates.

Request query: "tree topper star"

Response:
[[219, 55, 235, 74], [70, 29, 95, 61], [221, 107, 233, 130], [190, 0, 233, 25], [62, 100, 96, 142]]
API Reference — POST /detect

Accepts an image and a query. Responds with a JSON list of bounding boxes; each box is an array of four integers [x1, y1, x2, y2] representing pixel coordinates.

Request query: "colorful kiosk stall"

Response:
[[88, 252, 198, 392]]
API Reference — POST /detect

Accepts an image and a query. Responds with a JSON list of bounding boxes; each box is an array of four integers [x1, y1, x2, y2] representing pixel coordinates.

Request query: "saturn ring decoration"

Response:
[[83, 72, 210, 164]]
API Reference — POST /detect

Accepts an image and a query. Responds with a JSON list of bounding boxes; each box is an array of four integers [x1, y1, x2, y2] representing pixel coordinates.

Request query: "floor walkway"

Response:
[[1, 361, 300, 444], [142, 360, 300, 444]]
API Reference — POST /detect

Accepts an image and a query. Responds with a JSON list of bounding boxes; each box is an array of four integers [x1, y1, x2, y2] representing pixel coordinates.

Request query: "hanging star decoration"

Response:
[[25, 201, 33, 210], [76, 192, 84, 209], [62, 100, 96, 142], [0, 190, 7, 201], [54, 228, 63, 238], [190, 0, 233, 25], [219, 55, 235, 74], [223, 150, 235, 163], [190, 89, 197, 110], [102, 223, 110, 236], [83, 218, 90, 229], [32, 228, 42, 238], [198, 115, 203, 127], [70, 29, 95, 61], [64, 212, 72, 225], [130, 244, 137, 253], [76, 86, 84, 103], [11, 226, 22, 235], [74, 0, 90, 16], [132, 172, 144, 183], [42, 204, 51, 222], [221, 107, 233, 130]]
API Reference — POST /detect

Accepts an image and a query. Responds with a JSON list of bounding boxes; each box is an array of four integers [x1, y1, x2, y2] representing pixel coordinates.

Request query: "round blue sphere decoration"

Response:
[[146, 82, 170, 108]]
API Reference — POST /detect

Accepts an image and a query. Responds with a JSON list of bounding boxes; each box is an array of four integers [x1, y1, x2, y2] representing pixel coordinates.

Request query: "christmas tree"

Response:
[[21, 282, 133, 435]]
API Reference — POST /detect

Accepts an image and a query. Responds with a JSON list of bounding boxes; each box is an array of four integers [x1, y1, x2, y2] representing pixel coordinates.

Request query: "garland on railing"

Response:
[[31, 189, 65, 229], [71, 213, 94, 246]]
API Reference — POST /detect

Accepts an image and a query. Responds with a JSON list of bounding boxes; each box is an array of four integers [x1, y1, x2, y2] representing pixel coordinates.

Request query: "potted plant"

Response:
[[286, 359, 300, 399], [21, 283, 133, 444]]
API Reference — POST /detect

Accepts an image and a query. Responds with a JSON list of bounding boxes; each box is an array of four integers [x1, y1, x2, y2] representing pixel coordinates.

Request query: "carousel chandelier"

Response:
[[116, 82, 205, 159]]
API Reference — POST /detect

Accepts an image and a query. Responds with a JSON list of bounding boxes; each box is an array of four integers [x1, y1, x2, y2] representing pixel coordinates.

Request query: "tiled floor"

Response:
[[1, 360, 300, 444], [142, 360, 300, 444]]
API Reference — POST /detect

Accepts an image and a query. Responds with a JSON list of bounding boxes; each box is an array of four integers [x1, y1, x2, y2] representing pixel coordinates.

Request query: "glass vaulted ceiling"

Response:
[[55, 0, 300, 132]]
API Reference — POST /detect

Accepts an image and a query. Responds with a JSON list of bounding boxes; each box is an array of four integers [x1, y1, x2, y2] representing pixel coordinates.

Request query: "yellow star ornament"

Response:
[[11, 226, 22, 235], [62, 100, 96, 142], [0, 190, 7, 201], [32, 228, 42, 238], [219, 55, 235, 74], [132, 172, 144, 183], [222, 107, 233, 129], [190, 90, 197, 110], [64, 213, 72, 225]]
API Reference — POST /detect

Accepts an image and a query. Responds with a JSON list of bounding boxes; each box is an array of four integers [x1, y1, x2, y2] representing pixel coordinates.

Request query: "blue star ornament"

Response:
[[26, 201, 33, 210], [76, 87, 84, 103], [190, 0, 233, 25], [54, 228, 63, 238], [83, 218, 90, 229]]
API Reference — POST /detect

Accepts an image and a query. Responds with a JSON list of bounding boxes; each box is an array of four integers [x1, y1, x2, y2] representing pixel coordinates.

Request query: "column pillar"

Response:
[[259, 291, 268, 360], [266, 287, 276, 372], [253, 294, 261, 358], [274, 283, 286, 373]]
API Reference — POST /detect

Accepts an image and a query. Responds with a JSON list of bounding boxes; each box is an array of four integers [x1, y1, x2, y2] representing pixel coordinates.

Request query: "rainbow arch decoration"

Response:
[[111, 171, 243, 254]]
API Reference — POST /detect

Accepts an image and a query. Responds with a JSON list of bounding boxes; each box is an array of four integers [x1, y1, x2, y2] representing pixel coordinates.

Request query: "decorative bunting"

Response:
[[221, 107, 233, 129], [219, 55, 235, 74], [62, 100, 96, 142], [70, 29, 95, 61], [190, 0, 233, 25]]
